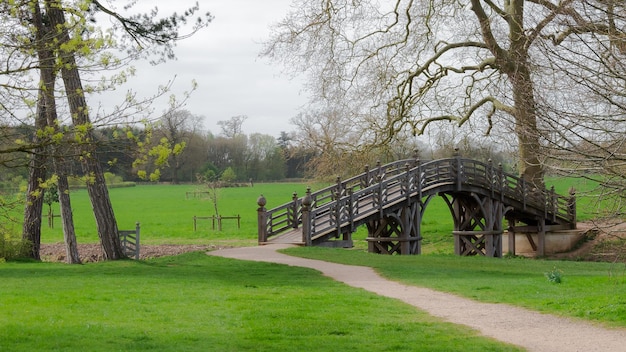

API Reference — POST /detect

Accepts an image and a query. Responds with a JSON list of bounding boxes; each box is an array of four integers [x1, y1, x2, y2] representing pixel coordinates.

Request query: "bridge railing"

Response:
[[258, 156, 576, 244], [452, 158, 576, 224], [258, 158, 419, 242], [303, 159, 455, 241]]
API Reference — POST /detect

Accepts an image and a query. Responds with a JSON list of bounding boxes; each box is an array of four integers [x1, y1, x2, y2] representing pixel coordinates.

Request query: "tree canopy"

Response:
[[0, 0, 212, 261], [263, 0, 626, 187]]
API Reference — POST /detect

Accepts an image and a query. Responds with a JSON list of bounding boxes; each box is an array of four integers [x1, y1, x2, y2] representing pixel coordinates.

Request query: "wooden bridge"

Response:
[[256, 154, 577, 257]]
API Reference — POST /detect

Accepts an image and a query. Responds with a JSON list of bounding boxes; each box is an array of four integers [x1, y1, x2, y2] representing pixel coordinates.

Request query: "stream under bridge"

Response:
[[256, 155, 577, 257]]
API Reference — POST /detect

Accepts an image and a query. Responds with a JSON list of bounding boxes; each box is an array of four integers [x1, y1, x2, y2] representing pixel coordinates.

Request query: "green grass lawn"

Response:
[[2, 178, 623, 351], [32, 183, 319, 246], [282, 246, 626, 328], [0, 252, 522, 352]]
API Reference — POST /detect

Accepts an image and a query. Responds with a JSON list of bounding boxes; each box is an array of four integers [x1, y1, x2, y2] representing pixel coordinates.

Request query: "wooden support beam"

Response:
[[537, 218, 546, 257]]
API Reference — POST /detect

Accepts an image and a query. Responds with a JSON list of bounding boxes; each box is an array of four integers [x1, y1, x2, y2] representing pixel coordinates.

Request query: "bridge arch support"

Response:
[[440, 192, 509, 257], [366, 195, 434, 255]]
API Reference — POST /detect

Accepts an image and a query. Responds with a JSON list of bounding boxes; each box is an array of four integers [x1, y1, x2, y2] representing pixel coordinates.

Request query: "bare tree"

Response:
[[156, 109, 203, 184], [262, 0, 626, 187], [291, 106, 381, 179], [218, 115, 248, 138]]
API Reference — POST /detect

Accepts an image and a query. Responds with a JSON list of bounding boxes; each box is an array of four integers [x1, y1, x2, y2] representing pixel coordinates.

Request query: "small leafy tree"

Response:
[[220, 167, 237, 184], [197, 172, 220, 217], [43, 182, 59, 225]]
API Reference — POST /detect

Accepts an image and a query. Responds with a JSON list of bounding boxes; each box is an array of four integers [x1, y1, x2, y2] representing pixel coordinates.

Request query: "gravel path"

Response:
[[209, 244, 626, 352]]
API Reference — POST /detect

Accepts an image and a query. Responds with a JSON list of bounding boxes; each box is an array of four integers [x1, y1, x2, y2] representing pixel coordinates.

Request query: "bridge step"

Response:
[[262, 229, 304, 245]]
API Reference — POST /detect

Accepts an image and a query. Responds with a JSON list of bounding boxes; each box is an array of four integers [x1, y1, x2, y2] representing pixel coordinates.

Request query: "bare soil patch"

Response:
[[39, 243, 219, 263], [551, 220, 626, 262], [39, 221, 626, 263]]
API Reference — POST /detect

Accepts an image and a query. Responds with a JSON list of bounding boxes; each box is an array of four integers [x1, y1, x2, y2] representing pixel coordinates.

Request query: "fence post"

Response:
[[362, 164, 370, 188], [377, 175, 384, 214], [550, 186, 556, 222], [412, 148, 420, 167], [487, 159, 494, 197], [193, 216, 197, 232], [134, 222, 141, 260], [521, 178, 527, 210], [301, 188, 312, 246], [498, 163, 505, 201], [257, 195, 267, 244], [347, 187, 355, 232], [334, 176, 342, 199], [416, 157, 422, 200]]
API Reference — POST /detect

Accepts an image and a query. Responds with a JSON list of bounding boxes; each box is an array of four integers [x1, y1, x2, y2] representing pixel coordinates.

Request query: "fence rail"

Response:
[[193, 215, 241, 231]]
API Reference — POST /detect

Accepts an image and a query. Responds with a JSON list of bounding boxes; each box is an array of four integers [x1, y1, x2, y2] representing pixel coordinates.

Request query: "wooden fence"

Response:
[[119, 222, 141, 260], [193, 215, 241, 231]]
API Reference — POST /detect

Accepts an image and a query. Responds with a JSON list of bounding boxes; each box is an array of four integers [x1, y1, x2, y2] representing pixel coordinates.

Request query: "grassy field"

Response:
[[0, 252, 523, 352], [14, 174, 597, 250], [1, 178, 623, 351], [282, 247, 626, 328], [28, 182, 322, 246]]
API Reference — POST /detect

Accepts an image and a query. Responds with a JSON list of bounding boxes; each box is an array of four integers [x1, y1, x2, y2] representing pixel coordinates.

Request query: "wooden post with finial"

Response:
[[257, 195, 267, 244]]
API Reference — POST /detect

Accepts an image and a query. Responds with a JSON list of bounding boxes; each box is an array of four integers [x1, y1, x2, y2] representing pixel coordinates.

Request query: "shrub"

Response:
[[104, 172, 124, 185], [220, 167, 237, 183], [0, 230, 31, 261]]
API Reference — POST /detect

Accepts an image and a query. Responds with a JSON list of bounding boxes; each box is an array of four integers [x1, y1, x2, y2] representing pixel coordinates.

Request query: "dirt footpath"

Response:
[[209, 244, 626, 352]]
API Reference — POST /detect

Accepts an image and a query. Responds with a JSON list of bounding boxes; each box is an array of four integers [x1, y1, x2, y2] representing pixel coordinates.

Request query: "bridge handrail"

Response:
[[259, 158, 418, 241], [259, 156, 576, 243]]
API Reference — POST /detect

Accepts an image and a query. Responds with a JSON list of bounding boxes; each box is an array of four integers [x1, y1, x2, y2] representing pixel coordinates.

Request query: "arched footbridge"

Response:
[[256, 155, 577, 257]]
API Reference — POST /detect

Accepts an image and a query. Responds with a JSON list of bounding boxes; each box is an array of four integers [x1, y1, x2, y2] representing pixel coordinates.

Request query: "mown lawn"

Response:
[[282, 247, 626, 328], [2, 177, 622, 352], [33, 183, 318, 246], [0, 252, 522, 352], [2, 173, 599, 251]]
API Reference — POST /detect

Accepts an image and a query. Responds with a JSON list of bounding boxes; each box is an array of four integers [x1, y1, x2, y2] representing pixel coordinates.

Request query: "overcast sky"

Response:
[[96, 0, 307, 138]]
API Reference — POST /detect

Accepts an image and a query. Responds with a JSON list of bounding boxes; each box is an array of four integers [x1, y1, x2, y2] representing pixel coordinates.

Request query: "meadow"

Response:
[[0, 252, 523, 351], [22, 175, 598, 251], [1, 177, 623, 351], [32, 182, 321, 246]]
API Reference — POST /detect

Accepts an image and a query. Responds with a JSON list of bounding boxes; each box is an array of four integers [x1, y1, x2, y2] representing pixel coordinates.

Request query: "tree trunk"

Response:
[[45, 0, 125, 260], [510, 68, 544, 188], [21, 99, 47, 260], [469, 0, 545, 186], [31, 1, 83, 264], [56, 172, 81, 264]]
